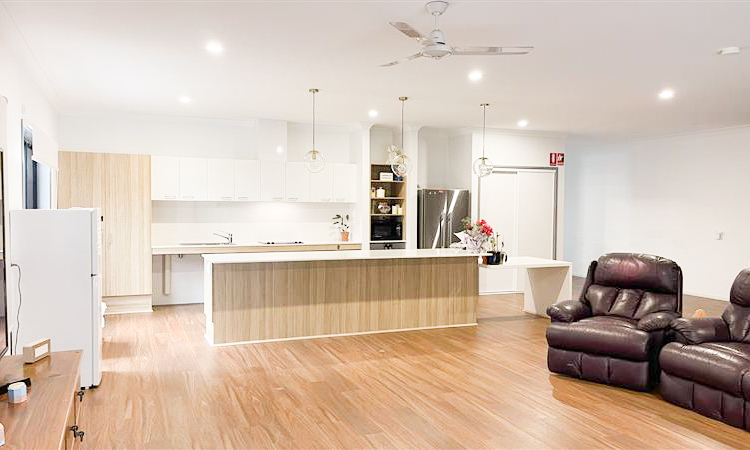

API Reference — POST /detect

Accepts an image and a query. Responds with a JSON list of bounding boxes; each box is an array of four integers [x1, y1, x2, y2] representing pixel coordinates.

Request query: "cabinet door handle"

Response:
[[220, 197, 232, 200], [237, 197, 248, 200], [272, 197, 283, 201], [164, 196, 177, 200], [335, 198, 346, 202], [182, 196, 194, 200], [287, 197, 298, 201], [321, 198, 331, 202]]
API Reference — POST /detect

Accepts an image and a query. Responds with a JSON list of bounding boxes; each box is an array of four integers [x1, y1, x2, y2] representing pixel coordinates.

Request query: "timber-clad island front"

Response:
[[202, 249, 481, 345]]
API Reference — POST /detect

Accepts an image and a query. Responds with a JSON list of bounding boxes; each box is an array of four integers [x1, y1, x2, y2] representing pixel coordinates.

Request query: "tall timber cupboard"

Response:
[[58, 151, 152, 314]]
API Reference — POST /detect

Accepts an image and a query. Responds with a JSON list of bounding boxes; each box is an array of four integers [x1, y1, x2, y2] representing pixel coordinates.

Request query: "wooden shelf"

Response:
[[371, 214, 404, 217], [370, 197, 405, 200], [370, 180, 405, 183], [370, 240, 406, 243]]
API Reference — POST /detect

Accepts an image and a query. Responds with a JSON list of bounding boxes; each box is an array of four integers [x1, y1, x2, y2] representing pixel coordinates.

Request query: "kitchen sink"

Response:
[[178, 242, 237, 246]]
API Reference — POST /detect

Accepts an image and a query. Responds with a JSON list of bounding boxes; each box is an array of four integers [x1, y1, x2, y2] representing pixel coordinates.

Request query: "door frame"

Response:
[[478, 165, 559, 259]]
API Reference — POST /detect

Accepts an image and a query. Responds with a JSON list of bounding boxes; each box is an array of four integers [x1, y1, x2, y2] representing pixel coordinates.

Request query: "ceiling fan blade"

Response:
[[390, 22, 426, 42], [380, 53, 423, 67], [452, 46, 534, 56]]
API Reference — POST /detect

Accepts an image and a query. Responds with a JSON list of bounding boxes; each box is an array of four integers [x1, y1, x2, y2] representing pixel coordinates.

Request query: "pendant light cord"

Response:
[[398, 96, 407, 151], [481, 103, 489, 158], [311, 89, 316, 150]]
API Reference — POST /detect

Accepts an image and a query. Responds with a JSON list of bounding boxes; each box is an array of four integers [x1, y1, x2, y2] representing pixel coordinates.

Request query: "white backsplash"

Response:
[[151, 201, 359, 244]]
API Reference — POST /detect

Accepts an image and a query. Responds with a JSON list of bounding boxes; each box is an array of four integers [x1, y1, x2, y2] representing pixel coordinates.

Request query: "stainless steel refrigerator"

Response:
[[417, 189, 471, 249]]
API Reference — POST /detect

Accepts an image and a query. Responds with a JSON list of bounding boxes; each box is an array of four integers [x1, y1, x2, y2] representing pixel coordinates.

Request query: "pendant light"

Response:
[[473, 103, 493, 178], [304, 88, 325, 173], [390, 96, 412, 177]]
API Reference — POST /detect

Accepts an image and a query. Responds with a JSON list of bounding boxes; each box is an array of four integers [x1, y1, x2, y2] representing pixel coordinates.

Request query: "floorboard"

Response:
[[78, 278, 747, 449]]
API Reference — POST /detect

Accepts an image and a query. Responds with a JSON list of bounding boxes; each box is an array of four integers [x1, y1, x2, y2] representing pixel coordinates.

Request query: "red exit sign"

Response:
[[549, 153, 565, 166]]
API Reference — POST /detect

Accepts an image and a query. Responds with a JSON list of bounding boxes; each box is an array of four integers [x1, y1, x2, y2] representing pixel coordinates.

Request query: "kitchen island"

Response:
[[202, 249, 480, 345]]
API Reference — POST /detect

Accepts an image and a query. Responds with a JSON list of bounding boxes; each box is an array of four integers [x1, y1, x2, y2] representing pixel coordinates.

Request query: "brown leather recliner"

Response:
[[546, 253, 683, 391], [660, 269, 750, 431]]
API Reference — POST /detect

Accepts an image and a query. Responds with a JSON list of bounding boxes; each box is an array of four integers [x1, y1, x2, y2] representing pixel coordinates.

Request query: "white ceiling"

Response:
[[3, 0, 750, 138]]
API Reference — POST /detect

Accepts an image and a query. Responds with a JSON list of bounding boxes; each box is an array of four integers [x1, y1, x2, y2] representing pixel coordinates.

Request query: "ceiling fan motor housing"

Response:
[[422, 29, 452, 58]]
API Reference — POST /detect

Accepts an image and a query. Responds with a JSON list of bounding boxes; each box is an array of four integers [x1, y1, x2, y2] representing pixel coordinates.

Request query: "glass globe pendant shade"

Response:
[[391, 153, 412, 177], [304, 149, 325, 173], [473, 156, 493, 178]]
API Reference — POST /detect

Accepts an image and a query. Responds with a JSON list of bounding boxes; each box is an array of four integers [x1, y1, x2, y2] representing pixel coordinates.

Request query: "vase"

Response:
[[465, 237, 486, 254], [486, 251, 507, 265], [341, 231, 350, 242]]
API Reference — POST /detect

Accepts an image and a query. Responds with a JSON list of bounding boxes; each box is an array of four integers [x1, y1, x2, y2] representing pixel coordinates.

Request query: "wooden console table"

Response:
[[0, 351, 84, 449]]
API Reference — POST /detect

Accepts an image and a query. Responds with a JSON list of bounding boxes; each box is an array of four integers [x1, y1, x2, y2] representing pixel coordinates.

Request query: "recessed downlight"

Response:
[[658, 88, 675, 100], [718, 46, 741, 56], [179, 96, 191, 104], [517, 119, 528, 128], [468, 70, 483, 82], [205, 40, 224, 54], [368, 109, 379, 118]]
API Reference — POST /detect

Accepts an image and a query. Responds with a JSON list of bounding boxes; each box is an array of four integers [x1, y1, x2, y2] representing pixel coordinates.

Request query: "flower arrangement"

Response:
[[459, 217, 494, 253]]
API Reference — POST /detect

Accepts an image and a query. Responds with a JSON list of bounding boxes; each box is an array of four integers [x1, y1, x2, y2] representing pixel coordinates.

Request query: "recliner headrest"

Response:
[[594, 253, 681, 294], [729, 269, 750, 306]]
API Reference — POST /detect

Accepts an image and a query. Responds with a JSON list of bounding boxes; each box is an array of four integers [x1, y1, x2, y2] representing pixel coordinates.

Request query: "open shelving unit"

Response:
[[370, 163, 406, 250]]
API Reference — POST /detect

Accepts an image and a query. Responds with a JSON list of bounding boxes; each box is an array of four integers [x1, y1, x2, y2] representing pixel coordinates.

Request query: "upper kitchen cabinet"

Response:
[[234, 160, 261, 201], [207, 159, 235, 201], [151, 156, 179, 200], [333, 163, 357, 202], [179, 157, 208, 201], [260, 160, 285, 201], [285, 162, 310, 202], [309, 164, 334, 202]]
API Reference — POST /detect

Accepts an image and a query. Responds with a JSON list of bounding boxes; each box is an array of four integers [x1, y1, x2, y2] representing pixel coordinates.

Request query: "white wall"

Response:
[[59, 112, 258, 158], [418, 127, 472, 190], [0, 10, 59, 351], [565, 126, 750, 301], [470, 130, 567, 258]]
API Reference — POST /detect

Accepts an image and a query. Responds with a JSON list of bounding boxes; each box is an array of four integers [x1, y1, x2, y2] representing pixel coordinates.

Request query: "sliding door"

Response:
[[479, 168, 557, 294]]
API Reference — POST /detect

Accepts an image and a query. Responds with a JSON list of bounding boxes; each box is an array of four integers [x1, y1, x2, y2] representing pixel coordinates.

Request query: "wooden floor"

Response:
[[79, 282, 749, 449]]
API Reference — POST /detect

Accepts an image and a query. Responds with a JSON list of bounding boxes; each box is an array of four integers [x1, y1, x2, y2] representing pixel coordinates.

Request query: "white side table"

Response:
[[480, 256, 573, 316]]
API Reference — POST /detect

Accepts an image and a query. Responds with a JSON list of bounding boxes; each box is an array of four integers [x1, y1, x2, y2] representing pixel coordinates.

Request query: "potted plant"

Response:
[[332, 214, 350, 241], [459, 217, 494, 253], [485, 234, 507, 265]]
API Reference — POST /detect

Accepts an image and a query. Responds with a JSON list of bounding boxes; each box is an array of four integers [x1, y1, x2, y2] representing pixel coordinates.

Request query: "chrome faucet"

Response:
[[214, 231, 233, 244]]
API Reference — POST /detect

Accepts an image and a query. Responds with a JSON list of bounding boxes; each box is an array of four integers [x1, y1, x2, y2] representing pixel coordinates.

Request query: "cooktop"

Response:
[[258, 241, 304, 245]]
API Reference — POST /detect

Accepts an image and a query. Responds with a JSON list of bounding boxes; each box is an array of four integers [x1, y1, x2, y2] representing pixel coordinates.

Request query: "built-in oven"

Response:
[[371, 218, 402, 241]]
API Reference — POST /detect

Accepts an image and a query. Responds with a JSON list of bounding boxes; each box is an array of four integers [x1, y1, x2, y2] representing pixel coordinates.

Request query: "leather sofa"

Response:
[[660, 269, 750, 431], [546, 253, 683, 391]]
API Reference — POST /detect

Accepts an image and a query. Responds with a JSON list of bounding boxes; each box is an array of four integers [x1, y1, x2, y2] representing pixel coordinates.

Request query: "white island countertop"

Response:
[[202, 248, 486, 264]]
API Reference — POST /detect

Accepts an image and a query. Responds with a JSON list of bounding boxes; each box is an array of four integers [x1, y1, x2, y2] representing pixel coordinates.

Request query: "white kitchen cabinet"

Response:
[[234, 160, 261, 201], [179, 158, 208, 201], [308, 164, 333, 202], [333, 163, 357, 202], [285, 162, 310, 202], [207, 159, 236, 201], [260, 160, 286, 201], [151, 156, 180, 200]]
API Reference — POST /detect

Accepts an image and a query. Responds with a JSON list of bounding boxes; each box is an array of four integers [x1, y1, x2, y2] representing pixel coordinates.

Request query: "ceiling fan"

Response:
[[381, 1, 533, 67]]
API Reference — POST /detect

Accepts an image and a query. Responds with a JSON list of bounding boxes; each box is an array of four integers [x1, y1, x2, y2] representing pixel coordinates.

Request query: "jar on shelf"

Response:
[[377, 202, 391, 214]]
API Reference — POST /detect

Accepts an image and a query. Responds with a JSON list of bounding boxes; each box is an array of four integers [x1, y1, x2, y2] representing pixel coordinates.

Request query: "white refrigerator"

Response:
[[9, 208, 103, 388]]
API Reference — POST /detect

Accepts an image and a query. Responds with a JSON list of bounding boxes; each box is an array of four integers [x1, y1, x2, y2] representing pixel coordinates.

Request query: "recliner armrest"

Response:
[[670, 317, 730, 344], [636, 311, 680, 331], [547, 300, 591, 323]]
